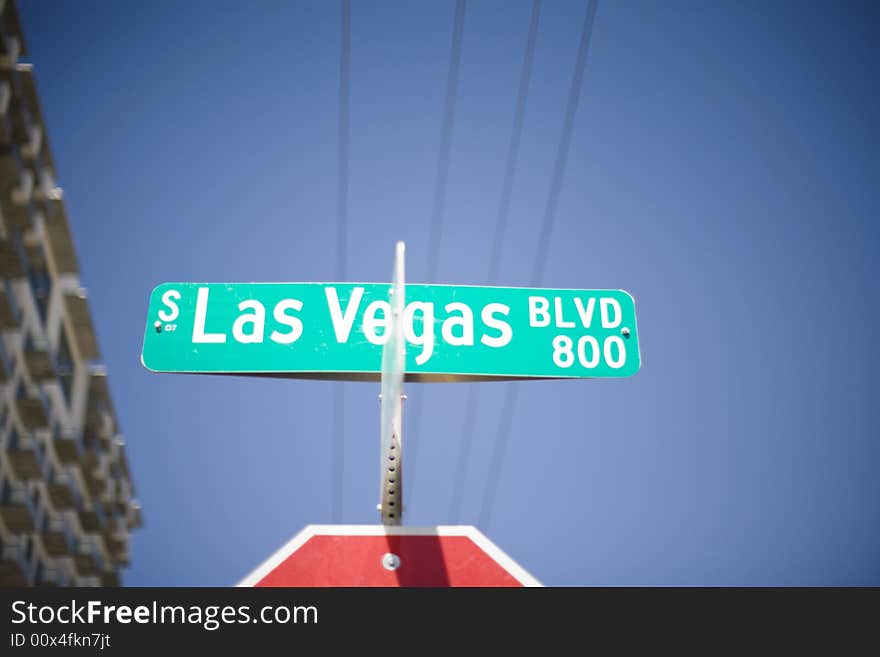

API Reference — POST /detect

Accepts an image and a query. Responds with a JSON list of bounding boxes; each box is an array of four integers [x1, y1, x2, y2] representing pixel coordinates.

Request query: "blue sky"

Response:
[[19, 0, 879, 585]]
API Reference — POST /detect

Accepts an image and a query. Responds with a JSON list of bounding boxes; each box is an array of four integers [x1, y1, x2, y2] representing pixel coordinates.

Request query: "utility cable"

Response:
[[478, 0, 599, 531], [331, 0, 351, 522], [449, 0, 543, 523], [407, 0, 467, 508]]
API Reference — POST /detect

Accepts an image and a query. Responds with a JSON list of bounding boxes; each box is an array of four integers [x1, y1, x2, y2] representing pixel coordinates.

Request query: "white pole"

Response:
[[379, 241, 406, 525]]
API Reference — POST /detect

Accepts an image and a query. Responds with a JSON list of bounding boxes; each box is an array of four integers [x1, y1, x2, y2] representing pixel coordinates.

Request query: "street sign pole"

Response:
[[378, 241, 406, 525]]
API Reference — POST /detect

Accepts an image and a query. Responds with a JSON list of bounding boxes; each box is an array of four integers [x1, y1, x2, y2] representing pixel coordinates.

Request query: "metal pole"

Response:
[[379, 242, 406, 525]]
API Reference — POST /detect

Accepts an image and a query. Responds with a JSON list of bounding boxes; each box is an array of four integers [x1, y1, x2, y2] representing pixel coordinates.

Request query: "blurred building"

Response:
[[0, 0, 141, 586]]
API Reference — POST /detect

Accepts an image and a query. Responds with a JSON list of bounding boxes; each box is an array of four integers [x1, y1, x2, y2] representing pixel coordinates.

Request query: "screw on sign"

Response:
[[237, 525, 541, 587]]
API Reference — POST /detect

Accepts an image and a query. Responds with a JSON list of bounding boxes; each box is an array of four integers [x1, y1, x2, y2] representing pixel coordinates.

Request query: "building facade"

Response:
[[0, 0, 141, 586]]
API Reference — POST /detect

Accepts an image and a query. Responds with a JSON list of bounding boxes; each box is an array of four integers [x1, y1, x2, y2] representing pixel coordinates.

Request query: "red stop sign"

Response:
[[238, 525, 541, 587]]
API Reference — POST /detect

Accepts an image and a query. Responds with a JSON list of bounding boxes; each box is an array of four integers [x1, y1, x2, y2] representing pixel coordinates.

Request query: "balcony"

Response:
[[0, 559, 26, 586], [0, 285, 17, 329], [10, 167, 32, 204], [36, 530, 69, 558], [127, 501, 143, 529], [0, 79, 9, 116], [5, 434, 41, 479], [103, 482, 135, 521], [0, 87, 11, 148], [15, 395, 48, 430], [46, 482, 75, 510], [43, 197, 78, 275], [31, 168, 60, 203], [77, 508, 101, 534], [79, 449, 107, 501], [18, 67, 57, 178], [102, 531, 128, 566], [0, 146, 15, 178], [80, 449, 98, 471], [72, 553, 97, 577], [99, 477, 119, 508], [85, 369, 114, 436], [102, 497, 122, 516], [22, 341, 54, 383], [83, 431, 111, 453], [34, 567, 60, 587], [19, 123, 40, 160], [0, 35, 20, 70], [1, 532, 28, 584], [82, 467, 105, 500], [51, 434, 80, 465], [0, 0, 27, 51], [5, 92, 30, 146], [0, 239, 24, 277], [62, 289, 100, 361], [3, 165, 32, 230], [1, 14, 27, 74], [100, 571, 120, 587], [0, 488, 34, 532], [117, 449, 132, 479], [0, 152, 30, 230], [0, 344, 9, 385]]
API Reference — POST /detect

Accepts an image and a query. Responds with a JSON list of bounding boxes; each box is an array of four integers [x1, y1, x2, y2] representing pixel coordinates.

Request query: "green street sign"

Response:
[[141, 283, 641, 380]]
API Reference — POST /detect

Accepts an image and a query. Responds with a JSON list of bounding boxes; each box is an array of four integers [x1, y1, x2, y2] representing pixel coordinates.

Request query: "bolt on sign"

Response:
[[141, 282, 640, 380]]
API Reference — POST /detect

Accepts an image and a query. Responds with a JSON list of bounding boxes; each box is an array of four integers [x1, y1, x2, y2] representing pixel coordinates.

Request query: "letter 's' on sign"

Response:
[[142, 282, 641, 381]]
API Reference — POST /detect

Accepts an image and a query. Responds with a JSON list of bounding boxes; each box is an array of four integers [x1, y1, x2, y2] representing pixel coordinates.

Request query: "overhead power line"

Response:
[[332, 0, 351, 523], [425, 0, 467, 283], [449, 0, 543, 524], [337, 0, 350, 283], [478, 0, 599, 531], [407, 0, 467, 508]]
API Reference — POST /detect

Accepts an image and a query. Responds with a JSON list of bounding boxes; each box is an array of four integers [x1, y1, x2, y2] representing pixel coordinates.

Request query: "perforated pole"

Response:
[[378, 242, 406, 525]]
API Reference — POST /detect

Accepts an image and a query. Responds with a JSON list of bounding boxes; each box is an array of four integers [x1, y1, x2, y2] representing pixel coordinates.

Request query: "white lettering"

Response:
[[270, 299, 303, 344], [574, 297, 595, 328], [158, 289, 180, 322], [404, 302, 435, 365], [528, 296, 550, 327], [363, 300, 391, 345], [604, 335, 626, 368], [232, 300, 266, 343], [553, 335, 574, 367], [480, 303, 512, 347], [192, 287, 227, 343], [577, 335, 600, 368], [554, 297, 575, 328], [441, 302, 474, 346], [600, 298, 622, 329], [325, 286, 364, 343]]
